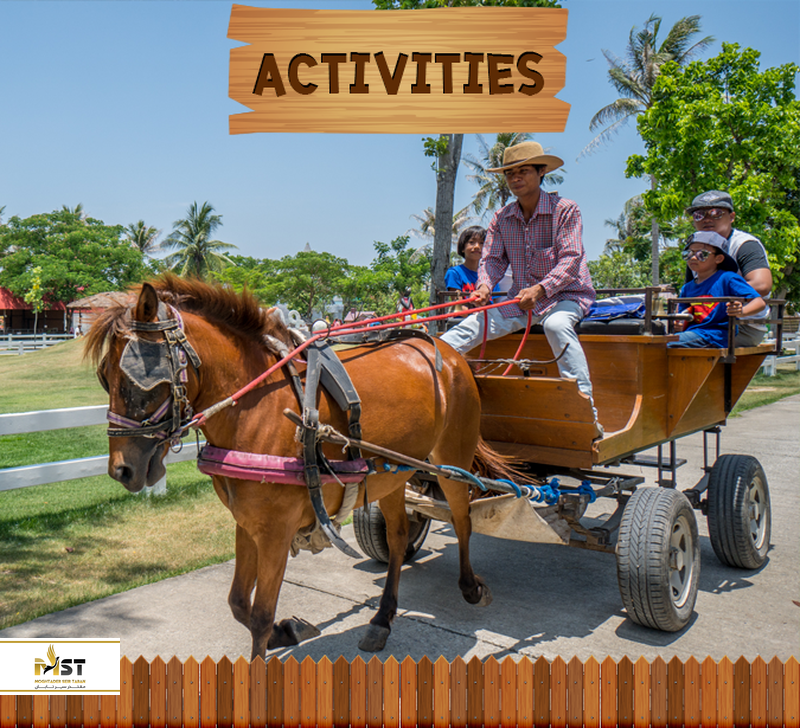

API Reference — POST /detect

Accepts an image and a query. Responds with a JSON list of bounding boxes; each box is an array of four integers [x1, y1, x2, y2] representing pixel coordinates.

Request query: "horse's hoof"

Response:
[[358, 624, 390, 652], [286, 616, 321, 644], [477, 584, 493, 607]]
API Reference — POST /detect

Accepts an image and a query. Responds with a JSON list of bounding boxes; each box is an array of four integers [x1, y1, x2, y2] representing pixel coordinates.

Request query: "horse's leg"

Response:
[[435, 476, 491, 606], [358, 480, 410, 652], [228, 524, 257, 628]]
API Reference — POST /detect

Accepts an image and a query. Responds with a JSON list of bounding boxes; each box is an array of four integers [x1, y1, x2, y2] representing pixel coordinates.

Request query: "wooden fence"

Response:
[[1, 655, 798, 728]]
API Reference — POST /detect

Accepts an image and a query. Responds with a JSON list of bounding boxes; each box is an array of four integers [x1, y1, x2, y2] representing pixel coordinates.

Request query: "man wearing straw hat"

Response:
[[440, 141, 600, 432]]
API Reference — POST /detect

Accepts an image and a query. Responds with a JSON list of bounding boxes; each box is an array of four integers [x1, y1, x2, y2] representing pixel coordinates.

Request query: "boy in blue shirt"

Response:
[[669, 231, 766, 348]]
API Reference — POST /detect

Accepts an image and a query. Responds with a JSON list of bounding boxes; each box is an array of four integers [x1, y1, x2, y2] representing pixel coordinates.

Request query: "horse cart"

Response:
[[353, 288, 784, 633]]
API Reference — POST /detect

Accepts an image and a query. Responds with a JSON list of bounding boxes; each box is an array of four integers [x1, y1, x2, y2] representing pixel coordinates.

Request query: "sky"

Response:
[[1, 0, 798, 269]]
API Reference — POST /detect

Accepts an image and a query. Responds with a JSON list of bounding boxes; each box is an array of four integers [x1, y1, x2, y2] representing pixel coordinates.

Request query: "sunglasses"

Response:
[[692, 208, 728, 221], [682, 249, 715, 262]]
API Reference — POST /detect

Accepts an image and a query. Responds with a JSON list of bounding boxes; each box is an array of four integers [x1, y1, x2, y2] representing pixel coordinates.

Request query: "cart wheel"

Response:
[[707, 454, 771, 569], [616, 487, 700, 632], [352, 502, 431, 565]]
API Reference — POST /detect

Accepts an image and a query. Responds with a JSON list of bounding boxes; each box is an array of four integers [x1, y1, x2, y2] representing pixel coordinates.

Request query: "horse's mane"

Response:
[[84, 274, 289, 365]]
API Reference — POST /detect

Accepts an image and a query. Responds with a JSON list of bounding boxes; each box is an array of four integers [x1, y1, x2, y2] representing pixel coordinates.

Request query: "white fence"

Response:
[[760, 333, 800, 376], [0, 332, 74, 355], [0, 405, 201, 493]]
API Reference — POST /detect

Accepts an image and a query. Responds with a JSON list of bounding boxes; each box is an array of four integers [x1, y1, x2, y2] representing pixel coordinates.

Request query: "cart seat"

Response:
[[527, 318, 668, 336]]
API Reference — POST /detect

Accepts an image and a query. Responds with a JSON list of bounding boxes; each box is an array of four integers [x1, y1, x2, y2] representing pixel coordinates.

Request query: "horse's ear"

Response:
[[133, 283, 160, 323]]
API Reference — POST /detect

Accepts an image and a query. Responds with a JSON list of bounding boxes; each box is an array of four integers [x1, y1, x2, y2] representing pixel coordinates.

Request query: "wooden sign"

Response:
[[228, 5, 570, 134]]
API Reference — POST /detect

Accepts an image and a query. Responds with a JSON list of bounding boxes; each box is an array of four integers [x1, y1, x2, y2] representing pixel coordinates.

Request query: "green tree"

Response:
[[627, 44, 800, 303], [125, 220, 162, 258], [23, 265, 44, 343], [268, 251, 351, 320], [588, 250, 651, 290], [584, 13, 713, 283], [162, 201, 237, 279], [0, 209, 154, 304], [464, 132, 564, 218]]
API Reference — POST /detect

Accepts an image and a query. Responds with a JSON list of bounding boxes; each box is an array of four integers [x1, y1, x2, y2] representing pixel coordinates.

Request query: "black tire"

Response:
[[616, 487, 700, 632], [707, 454, 771, 569], [352, 502, 431, 565]]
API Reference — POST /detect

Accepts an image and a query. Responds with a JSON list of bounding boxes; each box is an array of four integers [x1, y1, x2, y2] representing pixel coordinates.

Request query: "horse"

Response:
[[86, 275, 497, 657]]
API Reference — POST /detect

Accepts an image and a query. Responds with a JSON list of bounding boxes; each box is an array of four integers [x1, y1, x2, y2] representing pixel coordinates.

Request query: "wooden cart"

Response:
[[353, 289, 783, 632]]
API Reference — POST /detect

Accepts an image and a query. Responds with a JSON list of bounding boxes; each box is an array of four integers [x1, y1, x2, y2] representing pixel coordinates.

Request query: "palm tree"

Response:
[[61, 203, 87, 222], [408, 205, 473, 264], [603, 196, 651, 260], [463, 132, 564, 219], [582, 14, 713, 283], [124, 220, 162, 258], [162, 201, 237, 279]]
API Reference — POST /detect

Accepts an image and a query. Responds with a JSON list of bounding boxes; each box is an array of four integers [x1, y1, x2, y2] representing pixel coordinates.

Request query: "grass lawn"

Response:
[[0, 340, 798, 631]]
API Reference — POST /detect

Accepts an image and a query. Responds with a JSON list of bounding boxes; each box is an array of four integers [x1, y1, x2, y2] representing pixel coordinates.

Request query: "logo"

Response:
[[33, 644, 86, 677]]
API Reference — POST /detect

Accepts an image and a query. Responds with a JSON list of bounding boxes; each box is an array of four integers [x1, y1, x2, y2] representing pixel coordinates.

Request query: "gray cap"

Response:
[[684, 231, 738, 272], [686, 190, 734, 213]]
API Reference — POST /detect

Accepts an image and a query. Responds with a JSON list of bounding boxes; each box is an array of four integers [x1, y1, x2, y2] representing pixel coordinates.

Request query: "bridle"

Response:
[[98, 302, 202, 447]]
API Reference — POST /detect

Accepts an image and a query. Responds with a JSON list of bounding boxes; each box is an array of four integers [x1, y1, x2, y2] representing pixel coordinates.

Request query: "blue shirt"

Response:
[[679, 270, 761, 348], [445, 265, 501, 297]]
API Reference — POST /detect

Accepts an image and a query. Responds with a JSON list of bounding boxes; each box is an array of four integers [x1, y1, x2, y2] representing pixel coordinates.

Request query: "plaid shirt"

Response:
[[477, 192, 595, 318]]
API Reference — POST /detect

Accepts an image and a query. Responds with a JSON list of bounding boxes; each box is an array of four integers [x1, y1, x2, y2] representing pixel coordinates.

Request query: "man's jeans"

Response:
[[440, 300, 596, 418]]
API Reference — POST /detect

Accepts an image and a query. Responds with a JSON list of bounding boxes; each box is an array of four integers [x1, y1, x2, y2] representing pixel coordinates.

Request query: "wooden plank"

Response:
[[551, 656, 567, 728], [250, 657, 268, 728], [32, 695, 48, 728], [450, 656, 467, 728], [49, 695, 66, 728], [333, 656, 350, 728], [16, 696, 32, 728], [283, 656, 300, 728], [584, 656, 600, 728], [119, 656, 134, 728], [266, 656, 283, 728], [600, 657, 617, 728], [501, 655, 517, 727], [350, 656, 366, 728], [667, 351, 720, 434], [566, 655, 582, 728], [132, 656, 149, 728], [167, 656, 184, 728], [667, 656, 683, 728], [633, 656, 650, 728], [466, 656, 483, 728], [786, 656, 800, 728], [66, 695, 82, 728], [300, 656, 317, 728], [217, 656, 234, 728], [417, 656, 433, 728], [684, 657, 700, 728], [718, 657, 734, 728], [200, 656, 218, 728], [0, 696, 15, 728], [233, 656, 250, 728], [734, 656, 750, 727], [533, 656, 550, 728], [618, 656, 634, 728], [651, 656, 667, 728], [99, 695, 116, 728], [433, 656, 450, 728], [184, 656, 200, 728], [700, 656, 718, 728], [367, 656, 383, 728], [518, 657, 534, 728], [150, 656, 167, 728], [317, 656, 334, 728], [383, 656, 400, 728], [766, 656, 783, 728], [750, 656, 767, 728], [400, 656, 417, 728], [484, 656, 500, 728]]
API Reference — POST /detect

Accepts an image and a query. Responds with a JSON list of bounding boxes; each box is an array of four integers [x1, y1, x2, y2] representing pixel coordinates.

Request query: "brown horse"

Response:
[[86, 275, 494, 657]]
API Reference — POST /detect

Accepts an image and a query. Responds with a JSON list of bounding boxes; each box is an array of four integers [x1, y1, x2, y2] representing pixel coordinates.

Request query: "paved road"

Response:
[[2, 396, 798, 662]]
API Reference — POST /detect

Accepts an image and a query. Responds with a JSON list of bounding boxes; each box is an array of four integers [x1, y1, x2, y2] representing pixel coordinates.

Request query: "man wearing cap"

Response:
[[440, 141, 599, 429], [686, 190, 773, 345]]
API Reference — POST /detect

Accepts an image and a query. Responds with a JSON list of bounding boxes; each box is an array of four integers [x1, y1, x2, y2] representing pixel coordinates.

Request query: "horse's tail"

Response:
[[471, 435, 531, 484]]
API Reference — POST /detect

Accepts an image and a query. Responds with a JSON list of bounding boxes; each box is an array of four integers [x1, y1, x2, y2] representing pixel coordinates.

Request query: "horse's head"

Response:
[[92, 282, 201, 492]]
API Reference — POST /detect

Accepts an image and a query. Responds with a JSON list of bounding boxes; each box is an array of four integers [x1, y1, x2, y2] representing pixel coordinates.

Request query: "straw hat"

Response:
[[486, 141, 564, 174]]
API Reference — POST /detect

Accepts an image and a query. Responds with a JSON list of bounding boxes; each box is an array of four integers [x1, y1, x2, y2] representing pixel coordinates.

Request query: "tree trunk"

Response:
[[429, 133, 463, 331], [650, 174, 660, 285]]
